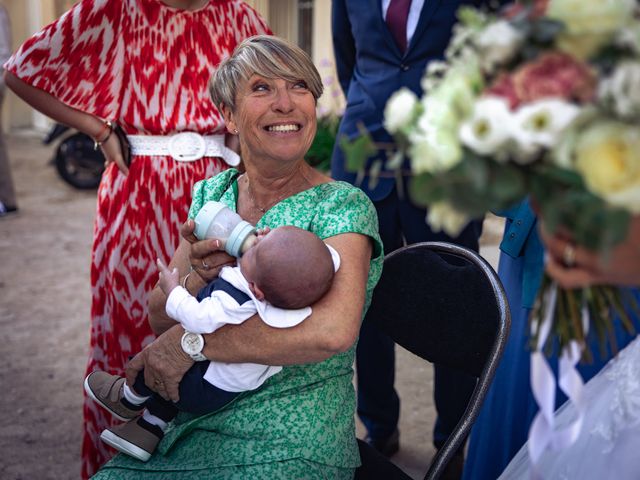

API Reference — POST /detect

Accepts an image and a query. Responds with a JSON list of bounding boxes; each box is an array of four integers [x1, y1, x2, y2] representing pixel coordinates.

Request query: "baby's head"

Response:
[[239, 226, 336, 309]]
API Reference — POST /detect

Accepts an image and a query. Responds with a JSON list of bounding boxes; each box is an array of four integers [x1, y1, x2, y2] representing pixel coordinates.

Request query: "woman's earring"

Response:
[[234, 129, 238, 134]]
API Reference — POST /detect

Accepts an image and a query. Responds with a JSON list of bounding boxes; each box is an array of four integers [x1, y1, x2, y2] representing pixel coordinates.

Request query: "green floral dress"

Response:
[[94, 169, 383, 479]]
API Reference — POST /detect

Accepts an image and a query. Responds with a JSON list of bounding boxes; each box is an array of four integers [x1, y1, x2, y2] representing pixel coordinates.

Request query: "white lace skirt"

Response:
[[500, 335, 640, 480]]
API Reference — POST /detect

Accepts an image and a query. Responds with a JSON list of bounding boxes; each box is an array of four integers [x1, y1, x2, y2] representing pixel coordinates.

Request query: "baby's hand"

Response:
[[255, 226, 271, 239], [157, 258, 180, 295]]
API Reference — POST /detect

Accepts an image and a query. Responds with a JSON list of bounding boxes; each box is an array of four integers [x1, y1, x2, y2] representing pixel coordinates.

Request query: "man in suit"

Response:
[[331, 0, 507, 476]]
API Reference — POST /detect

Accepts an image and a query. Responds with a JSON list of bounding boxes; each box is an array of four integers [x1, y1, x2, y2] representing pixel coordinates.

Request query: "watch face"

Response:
[[182, 332, 204, 355]]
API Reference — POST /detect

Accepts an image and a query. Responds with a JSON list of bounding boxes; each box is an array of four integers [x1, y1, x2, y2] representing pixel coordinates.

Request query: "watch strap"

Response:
[[190, 351, 207, 362]]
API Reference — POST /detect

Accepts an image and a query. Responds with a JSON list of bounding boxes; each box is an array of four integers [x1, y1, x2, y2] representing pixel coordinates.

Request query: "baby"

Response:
[[85, 226, 339, 461]]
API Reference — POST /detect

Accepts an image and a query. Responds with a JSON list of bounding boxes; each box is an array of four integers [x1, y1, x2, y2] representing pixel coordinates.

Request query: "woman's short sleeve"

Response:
[[5, 0, 126, 119], [313, 183, 383, 260]]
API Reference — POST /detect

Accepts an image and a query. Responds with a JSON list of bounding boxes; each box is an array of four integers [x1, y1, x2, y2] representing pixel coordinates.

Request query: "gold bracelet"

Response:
[[180, 269, 193, 290], [93, 120, 113, 150]]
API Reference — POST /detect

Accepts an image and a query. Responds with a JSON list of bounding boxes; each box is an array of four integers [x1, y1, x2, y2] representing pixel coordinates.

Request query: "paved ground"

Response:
[[0, 132, 503, 479]]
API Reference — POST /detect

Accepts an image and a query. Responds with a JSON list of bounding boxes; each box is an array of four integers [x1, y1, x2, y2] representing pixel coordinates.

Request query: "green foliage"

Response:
[[530, 165, 631, 252], [457, 6, 488, 28], [305, 115, 340, 172], [408, 153, 527, 217], [338, 122, 378, 173]]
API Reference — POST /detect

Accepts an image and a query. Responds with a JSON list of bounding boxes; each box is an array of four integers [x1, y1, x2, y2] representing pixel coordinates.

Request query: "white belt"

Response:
[[127, 132, 240, 166]]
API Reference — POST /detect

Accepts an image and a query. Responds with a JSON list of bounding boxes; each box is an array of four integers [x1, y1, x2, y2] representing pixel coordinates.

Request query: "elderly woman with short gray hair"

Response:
[[93, 35, 383, 479]]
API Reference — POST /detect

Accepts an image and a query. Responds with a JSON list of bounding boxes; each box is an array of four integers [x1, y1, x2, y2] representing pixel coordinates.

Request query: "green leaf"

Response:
[[408, 173, 445, 206], [406, 153, 529, 219], [529, 18, 565, 44], [305, 115, 339, 171], [488, 162, 527, 203], [339, 126, 377, 173], [534, 168, 632, 252]]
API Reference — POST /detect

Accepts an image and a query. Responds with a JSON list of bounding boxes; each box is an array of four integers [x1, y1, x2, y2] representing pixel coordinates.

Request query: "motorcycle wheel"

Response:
[[54, 132, 105, 190]]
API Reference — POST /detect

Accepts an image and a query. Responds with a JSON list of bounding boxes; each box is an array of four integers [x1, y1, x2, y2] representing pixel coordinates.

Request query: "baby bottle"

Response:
[[193, 201, 257, 257]]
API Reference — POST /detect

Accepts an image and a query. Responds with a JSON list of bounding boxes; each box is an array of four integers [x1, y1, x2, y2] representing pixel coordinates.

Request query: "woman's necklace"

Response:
[[246, 175, 309, 214]]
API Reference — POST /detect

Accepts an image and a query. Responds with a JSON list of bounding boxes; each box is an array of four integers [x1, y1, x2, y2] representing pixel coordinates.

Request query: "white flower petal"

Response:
[[458, 96, 512, 157], [510, 98, 582, 162], [384, 88, 418, 133], [426, 202, 470, 237]]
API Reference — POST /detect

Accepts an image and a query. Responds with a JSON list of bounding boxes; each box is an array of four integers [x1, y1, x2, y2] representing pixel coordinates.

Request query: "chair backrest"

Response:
[[357, 241, 510, 480]]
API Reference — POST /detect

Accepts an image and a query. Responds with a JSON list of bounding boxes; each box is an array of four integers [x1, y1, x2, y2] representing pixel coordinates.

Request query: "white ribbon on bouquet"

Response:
[[527, 282, 588, 479]]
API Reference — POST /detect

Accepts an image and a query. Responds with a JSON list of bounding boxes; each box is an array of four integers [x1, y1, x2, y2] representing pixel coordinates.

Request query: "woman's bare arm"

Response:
[[5, 71, 129, 173], [130, 231, 373, 402]]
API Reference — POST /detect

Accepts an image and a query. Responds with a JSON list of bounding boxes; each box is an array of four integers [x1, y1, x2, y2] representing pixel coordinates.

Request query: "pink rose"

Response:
[[512, 52, 597, 104], [504, 0, 549, 20]]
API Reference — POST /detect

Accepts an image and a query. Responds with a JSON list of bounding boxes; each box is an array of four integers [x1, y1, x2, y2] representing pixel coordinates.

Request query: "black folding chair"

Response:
[[355, 241, 511, 480]]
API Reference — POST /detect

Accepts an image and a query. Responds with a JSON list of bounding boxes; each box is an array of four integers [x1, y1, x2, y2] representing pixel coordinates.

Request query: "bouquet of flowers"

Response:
[[378, 0, 640, 357]]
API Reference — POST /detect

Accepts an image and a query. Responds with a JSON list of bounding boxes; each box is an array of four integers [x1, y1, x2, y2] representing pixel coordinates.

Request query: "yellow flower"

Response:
[[547, 0, 636, 59], [574, 121, 640, 213]]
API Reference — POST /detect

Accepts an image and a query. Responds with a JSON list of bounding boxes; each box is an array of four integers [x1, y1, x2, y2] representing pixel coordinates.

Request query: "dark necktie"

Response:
[[386, 0, 411, 53]]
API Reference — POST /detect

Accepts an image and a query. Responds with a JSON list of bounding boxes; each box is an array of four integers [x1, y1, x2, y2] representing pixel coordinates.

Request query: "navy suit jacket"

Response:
[[331, 0, 505, 202]]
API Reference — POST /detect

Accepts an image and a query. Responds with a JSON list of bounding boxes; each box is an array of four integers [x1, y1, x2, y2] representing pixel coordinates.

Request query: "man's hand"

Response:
[[125, 324, 193, 402]]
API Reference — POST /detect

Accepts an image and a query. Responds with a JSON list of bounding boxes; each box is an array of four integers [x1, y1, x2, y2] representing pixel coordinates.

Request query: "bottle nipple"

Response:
[[239, 233, 259, 255]]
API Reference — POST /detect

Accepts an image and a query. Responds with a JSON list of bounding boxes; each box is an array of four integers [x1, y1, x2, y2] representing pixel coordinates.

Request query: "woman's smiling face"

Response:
[[223, 74, 317, 165]]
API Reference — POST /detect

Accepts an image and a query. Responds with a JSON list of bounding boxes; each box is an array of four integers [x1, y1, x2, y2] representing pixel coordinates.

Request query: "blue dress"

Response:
[[463, 200, 640, 480]]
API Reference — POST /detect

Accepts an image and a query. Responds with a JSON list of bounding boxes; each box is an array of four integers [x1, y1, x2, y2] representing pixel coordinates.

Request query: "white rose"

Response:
[[510, 98, 582, 163], [408, 97, 462, 174], [616, 25, 640, 54], [459, 96, 512, 157], [426, 202, 470, 237], [409, 129, 462, 174], [418, 96, 458, 133], [384, 88, 418, 133], [435, 56, 483, 113], [475, 20, 524, 73], [598, 61, 640, 119]]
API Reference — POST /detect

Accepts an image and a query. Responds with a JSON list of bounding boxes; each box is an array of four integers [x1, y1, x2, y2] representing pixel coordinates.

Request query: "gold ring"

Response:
[[154, 379, 163, 385], [562, 242, 576, 268]]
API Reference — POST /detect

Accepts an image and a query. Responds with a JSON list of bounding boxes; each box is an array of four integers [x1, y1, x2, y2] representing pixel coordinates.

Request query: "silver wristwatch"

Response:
[[180, 330, 207, 362]]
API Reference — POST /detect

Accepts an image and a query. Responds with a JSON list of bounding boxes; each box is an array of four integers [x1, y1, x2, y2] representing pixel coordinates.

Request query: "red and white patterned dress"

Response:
[[5, 1, 270, 477]]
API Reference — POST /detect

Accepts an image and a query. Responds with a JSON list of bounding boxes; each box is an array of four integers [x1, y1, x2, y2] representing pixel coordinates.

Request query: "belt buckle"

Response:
[[168, 132, 206, 162]]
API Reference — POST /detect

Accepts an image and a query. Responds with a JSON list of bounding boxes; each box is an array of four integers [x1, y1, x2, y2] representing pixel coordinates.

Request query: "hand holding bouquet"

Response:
[[374, 0, 640, 465], [541, 215, 640, 289], [381, 0, 640, 355]]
